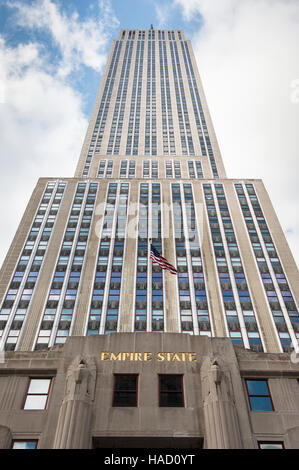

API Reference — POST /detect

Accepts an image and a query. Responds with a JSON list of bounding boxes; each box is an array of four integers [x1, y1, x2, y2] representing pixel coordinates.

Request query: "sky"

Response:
[[0, 0, 298, 269]]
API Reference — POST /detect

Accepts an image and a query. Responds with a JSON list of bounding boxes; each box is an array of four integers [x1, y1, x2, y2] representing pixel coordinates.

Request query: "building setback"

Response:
[[0, 28, 298, 449]]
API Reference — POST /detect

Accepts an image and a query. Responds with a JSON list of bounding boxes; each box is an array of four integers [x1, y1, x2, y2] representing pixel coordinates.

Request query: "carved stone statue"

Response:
[[200, 356, 242, 449], [64, 356, 96, 402], [53, 355, 96, 449]]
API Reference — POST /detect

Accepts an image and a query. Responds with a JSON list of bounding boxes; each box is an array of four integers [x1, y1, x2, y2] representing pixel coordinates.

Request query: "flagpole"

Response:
[[148, 185, 153, 332], [148, 218, 152, 332]]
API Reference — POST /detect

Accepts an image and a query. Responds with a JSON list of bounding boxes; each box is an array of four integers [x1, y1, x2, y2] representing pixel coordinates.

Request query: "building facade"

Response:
[[0, 29, 298, 449]]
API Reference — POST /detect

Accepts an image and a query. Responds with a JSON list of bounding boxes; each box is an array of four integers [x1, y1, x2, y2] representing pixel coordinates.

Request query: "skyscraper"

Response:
[[0, 29, 298, 450]]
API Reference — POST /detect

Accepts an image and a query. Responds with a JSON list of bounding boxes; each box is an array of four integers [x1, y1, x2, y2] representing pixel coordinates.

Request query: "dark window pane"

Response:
[[160, 392, 183, 407], [113, 391, 137, 407], [115, 375, 137, 391], [160, 375, 181, 392]]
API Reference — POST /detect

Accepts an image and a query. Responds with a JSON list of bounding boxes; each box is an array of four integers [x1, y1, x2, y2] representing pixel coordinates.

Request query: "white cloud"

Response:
[[154, 2, 171, 28], [6, 0, 119, 76], [175, 0, 299, 267]]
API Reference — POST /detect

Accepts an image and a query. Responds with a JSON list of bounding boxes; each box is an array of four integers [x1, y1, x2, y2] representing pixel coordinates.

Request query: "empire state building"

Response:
[[0, 28, 298, 450]]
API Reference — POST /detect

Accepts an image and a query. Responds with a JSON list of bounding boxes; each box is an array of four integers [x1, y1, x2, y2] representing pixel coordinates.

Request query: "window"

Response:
[[23, 378, 52, 410], [113, 374, 138, 407], [258, 442, 284, 449], [245, 379, 273, 411], [159, 375, 184, 407], [12, 440, 38, 449]]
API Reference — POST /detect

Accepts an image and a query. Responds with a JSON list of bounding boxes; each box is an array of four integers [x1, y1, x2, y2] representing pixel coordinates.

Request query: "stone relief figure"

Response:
[[200, 356, 242, 448], [202, 357, 235, 403], [53, 355, 97, 448], [64, 355, 96, 403]]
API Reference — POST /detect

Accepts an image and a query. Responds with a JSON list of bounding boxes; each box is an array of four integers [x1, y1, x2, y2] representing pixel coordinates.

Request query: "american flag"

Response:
[[150, 244, 178, 275]]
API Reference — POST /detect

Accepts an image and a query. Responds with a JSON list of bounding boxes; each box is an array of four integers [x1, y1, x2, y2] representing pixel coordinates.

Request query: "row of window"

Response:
[[145, 40, 157, 155], [235, 183, 299, 352], [169, 40, 194, 156], [180, 42, 207, 160], [0, 181, 66, 351], [203, 184, 263, 351], [107, 40, 133, 156], [171, 183, 211, 335], [87, 183, 129, 335], [181, 41, 218, 177], [121, 30, 184, 41], [16, 376, 282, 412], [83, 40, 122, 176], [15, 375, 183, 410], [159, 40, 176, 155], [96, 159, 205, 179], [134, 184, 164, 331], [125, 40, 144, 155], [34, 182, 98, 349]]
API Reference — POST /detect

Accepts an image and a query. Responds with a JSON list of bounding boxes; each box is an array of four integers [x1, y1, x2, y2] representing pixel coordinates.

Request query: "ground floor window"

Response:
[[12, 440, 38, 449], [258, 441, 284, 449]]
